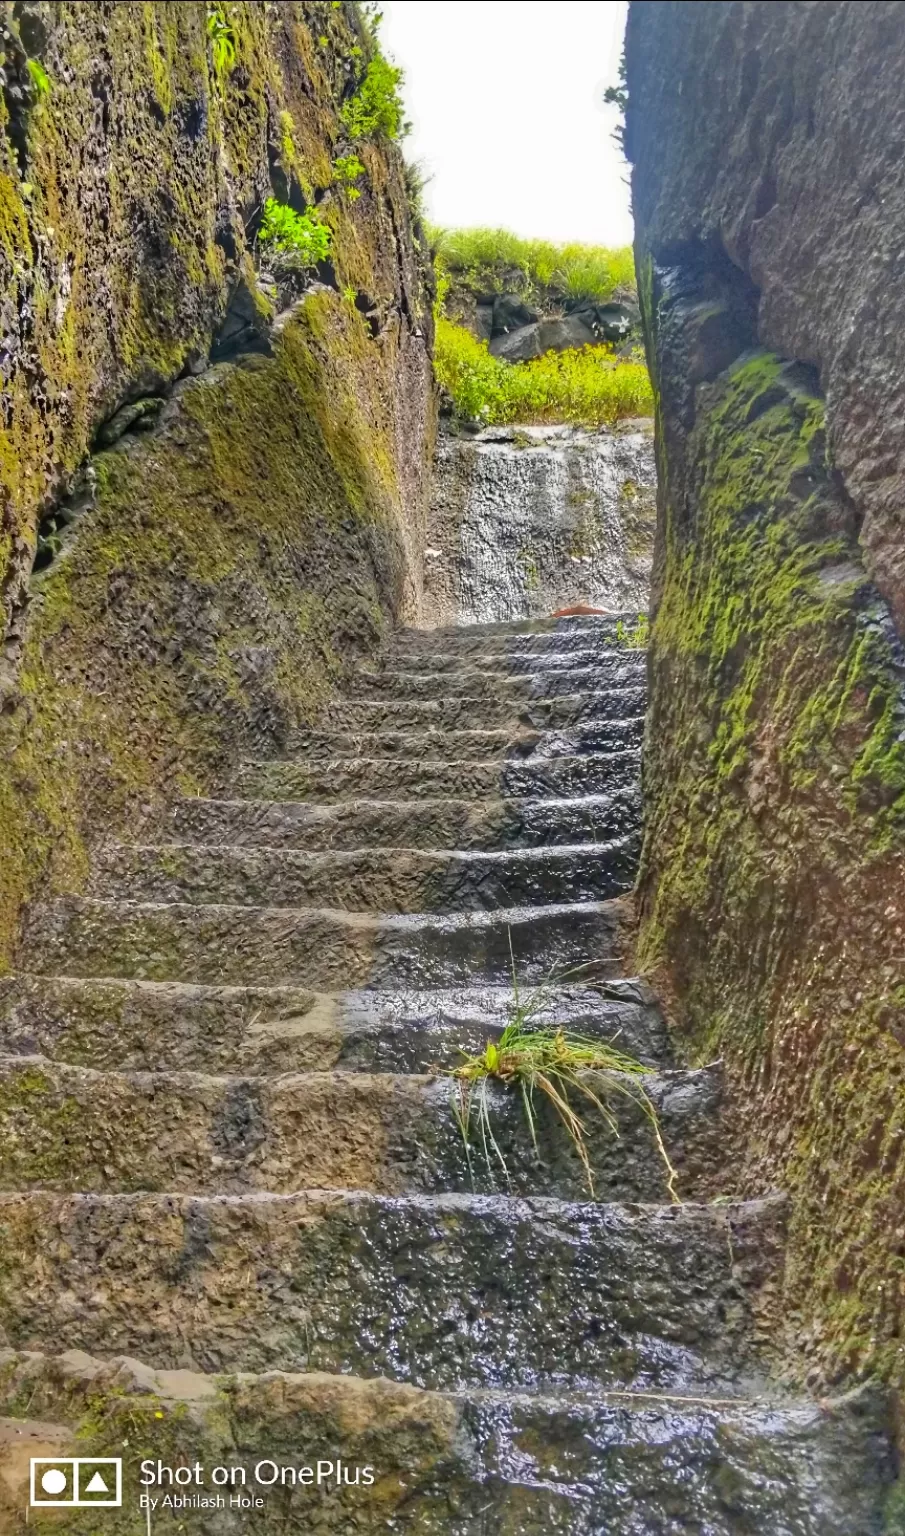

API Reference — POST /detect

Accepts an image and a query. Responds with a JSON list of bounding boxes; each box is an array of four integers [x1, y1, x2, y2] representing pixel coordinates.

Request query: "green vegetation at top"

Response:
[[434, 319, 652, 428], [432, 227, 636, 303]]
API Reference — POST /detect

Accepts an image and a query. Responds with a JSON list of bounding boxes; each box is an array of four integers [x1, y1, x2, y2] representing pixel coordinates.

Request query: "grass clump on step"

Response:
[[434, 319, 653, 427], [445, 945, 679, 1200]]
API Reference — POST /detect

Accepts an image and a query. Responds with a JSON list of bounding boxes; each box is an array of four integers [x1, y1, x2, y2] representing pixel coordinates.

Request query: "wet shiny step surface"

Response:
[[162, 787, 641, 851], [0, 1056, 722, 1199], [0, 975, 669, 1073], [18, 896, 631, 987], [2, 1349, 889, 1535], [0, 1189, 784, 1392], [1, 611, 891, 1530], [236, 746, 642, 802], [88, 838, 639, 912]]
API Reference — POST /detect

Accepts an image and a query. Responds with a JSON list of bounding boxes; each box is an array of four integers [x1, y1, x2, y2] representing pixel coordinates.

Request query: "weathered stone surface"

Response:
[[328, 683, 648, 732], [0, 1190, 786, 1391], [86, 838, 639, 913], [626, 0, 905, 635], [424, 425, 655, 624], [236, 744, 642, 803], [0, 1056, 724, 1201], [18, 895, 631, 988], [0, 1351, 891, 1535], [0, 976, 668, 1073], [0, 1, 435, 967], [626, 4, 905, 1396], [161, 784, 642, 852], [489, 315, 597, 361]]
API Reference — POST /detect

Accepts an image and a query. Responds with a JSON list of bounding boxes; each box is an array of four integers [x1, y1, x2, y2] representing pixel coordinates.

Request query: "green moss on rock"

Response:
[[639, 282, 905, 1392], [0, 2, 435, 967]]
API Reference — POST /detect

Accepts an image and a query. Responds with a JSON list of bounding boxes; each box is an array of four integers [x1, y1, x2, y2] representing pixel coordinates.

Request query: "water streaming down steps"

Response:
[[0, 615, 892, 1531]]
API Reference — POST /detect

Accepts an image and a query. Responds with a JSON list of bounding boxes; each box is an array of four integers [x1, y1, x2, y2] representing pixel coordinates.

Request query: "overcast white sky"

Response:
[[380, 1, 632, 246]]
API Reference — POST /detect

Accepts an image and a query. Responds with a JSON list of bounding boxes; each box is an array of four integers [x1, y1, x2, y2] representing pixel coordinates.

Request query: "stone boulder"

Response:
[[492, 293, 541, 335], [569, 300, 638, 343], [490, 315, 597, 362]]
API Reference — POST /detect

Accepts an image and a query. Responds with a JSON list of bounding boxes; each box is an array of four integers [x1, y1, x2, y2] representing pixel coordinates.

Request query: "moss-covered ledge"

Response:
[[637, 254, 905, 1393], [0, 283, 432, 967]]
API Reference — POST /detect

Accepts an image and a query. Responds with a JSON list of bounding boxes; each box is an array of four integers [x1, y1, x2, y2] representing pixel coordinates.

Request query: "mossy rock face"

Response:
[[635, 248, 905, 1393], [0, 3, 435, 966]]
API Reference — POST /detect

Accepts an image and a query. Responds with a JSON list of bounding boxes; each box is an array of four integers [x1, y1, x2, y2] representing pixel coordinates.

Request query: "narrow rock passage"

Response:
[[0, 615, 892, 1531]]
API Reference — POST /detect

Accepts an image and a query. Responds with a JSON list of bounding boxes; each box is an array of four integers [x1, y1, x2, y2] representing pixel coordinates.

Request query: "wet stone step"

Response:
[[456, 1383, 894, 1535], [346, 661, 646, 700], [161, 787, 641, 852], [0, 976, 669, 1074], [0, 1057, 724, 1201], [387, 615, 635, 648], [378, 644, 642, 675], [3, 1351, 888, 1536], [282, 714, 645, 760], [236, 747, 641, 803], [88, 839, 639, 913], [328, 690, 647, 733], [18, 896, 631, 988], [0, 1189, 785, 1393]]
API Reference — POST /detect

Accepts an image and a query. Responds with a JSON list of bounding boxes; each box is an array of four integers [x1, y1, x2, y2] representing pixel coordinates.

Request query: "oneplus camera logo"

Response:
[[30, 1457, 123, 1508]]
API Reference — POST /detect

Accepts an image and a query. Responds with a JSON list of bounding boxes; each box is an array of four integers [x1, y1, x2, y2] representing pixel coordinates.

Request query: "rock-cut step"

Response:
[[347, 656, 647, 699], [328, 689, 647, 733], [17, 896, 631, 987], [280, 714, 644, 759], [0, 975, 668, 1074], [0, 1349, 891, 1535], [161, 785, 641, 852], [0, 1189, 785, 1394], [236, 746, 641, 803], [87, 838, 639, 912], [0, 1055, 723, 1201]]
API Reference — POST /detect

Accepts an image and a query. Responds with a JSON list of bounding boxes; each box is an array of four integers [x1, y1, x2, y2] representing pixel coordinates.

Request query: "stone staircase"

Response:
[[0, 616, 892, 1531]]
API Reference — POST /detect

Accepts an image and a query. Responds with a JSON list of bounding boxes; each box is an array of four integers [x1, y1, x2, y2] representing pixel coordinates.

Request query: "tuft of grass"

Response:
[[615, 612, 650, 648], [434, 318, 653, 427], [432, 227, 636, 303], [445, 945, 679, 1200]]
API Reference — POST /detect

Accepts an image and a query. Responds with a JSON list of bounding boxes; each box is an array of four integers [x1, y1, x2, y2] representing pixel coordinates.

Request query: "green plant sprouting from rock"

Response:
[[445, 945, 679, 1200], [615, 612, 650, 648], [26, 57, 51, 97], [334, 152, 366, 199], [258, 197, 331, 267], [206, 3, 236, 73], [342, 53, 407, 140]]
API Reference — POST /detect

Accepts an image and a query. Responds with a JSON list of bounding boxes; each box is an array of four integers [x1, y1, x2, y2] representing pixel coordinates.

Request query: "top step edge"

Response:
[[393, 615, 646, 640]]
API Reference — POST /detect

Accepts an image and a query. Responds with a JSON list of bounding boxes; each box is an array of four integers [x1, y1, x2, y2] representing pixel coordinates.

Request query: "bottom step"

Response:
[[0, 1350, 893, 1534]]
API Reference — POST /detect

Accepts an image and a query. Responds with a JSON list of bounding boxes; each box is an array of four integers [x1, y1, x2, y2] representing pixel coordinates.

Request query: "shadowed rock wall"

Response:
[[424, 423, 655, 625], [0, 1, 434, 966], [626, 0, 905, 1395]]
